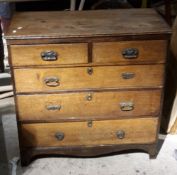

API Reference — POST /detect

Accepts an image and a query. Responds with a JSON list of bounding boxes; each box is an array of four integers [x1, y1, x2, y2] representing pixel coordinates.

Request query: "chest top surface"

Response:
[[5, 9, 171, 40]]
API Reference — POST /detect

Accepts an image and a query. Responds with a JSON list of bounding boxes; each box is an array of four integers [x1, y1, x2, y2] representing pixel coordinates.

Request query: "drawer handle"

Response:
[[44, 77, 60, 87], [86, 93, 93, 101], [120, 102, 134, 111], [41, 50, 58, 61], [122, 48, 139, 59], [87, 67, 93, 75], [116, 130, 125, 139], [122, 72, 135, 79], [46, 105, 61, 111], [55, 132, 64, 141]]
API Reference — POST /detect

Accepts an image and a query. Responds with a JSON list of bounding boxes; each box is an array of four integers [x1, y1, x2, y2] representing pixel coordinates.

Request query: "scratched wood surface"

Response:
[[10, 43, 88, 66], [4, 9, 171, 165], [21, 118, 158, 147], [9, 40, 167, 67], [17, 89, 162, 122], [93, 40, 167, 64], [5, 9, 171, 39], [14, 64, 164, 93]]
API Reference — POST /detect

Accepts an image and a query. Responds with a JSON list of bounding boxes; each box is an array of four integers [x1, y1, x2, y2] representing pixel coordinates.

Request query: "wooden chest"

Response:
[[5, 9, 171, 165]]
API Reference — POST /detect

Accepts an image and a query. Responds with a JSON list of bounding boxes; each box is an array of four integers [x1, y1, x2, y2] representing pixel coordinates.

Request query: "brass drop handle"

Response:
[[86, 93, 93, 101], [116, 130, 125, 139], [55, 132, 64, 141], [87, 67, 93, 75], [41, 50, 58, 61], [122, 72, 135, 79], [44, 77, 60, 87], [46, 105, 61, 111], [122, 48, 139, 59], [120, 102, 134, 111]]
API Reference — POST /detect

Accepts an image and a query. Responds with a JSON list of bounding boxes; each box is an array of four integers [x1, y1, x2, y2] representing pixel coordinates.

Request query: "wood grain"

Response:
[[5, 9, 171, 40], [10, 43, 88, 66], [17, 90, 162, 122], [93, 40, 167, 63], [20, 143, 157, 166], [6, 35, 171, 45], [5, 9, 170, 165], [14, 65, 164, 93], [21, 118, 158, 147]]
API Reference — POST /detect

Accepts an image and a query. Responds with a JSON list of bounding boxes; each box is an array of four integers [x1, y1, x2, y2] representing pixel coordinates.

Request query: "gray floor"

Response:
[[0, 97, 177, 175]]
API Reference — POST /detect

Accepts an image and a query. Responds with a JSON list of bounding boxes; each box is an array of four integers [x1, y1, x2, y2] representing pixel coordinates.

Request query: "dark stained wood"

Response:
[[10, 62, 167, 69], [6, 34, 171, 45], [167, 17, 177, 133], [0, 23, 4, 73], [88, 42, 92, 63], [4, 9, 171, 166], [5, 9, 171, 40], [6, 45, 26, 167], [18, 115, 159, 124], [20, 143, 157, 166], [14, 87, 163, 98]]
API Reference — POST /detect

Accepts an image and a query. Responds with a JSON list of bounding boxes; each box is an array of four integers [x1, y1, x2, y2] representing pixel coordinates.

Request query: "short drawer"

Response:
[[17, 90, 161, 122], [93, 40, 167, 64], [14, 65, 164, 93], [21, 118, 158, 147], [10, 43, 88, 66]]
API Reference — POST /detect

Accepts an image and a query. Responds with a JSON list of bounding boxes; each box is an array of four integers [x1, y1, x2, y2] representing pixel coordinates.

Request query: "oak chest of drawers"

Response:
[[5, 9, 171, 165]]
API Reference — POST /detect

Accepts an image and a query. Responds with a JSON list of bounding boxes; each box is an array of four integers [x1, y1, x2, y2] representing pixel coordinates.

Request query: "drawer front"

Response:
[[14, 65, 164, 93], [21, 118, 158, 147], [93, 40, 167, 64], [10, 43, 88, 66], [17, 90, 161, 121]]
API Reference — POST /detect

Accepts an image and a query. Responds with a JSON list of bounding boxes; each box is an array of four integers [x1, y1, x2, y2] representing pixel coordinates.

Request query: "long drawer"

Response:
[[10, 43, 88, 66], [21, 118, 158, 147], [14, 65, 164, 93], [93, 40, 167, 64], [17, 90, 161, 121]]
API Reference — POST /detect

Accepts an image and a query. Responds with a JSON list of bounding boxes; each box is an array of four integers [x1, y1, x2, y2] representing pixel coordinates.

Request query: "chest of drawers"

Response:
[[5, 9, 171, 166]]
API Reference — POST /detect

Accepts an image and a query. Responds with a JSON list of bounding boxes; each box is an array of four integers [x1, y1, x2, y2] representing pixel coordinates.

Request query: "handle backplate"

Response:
[[41, 50, 58, 61], [122, 48, 139, 59], [122, 72, 135, 79], [46, 105, 61, 111], [120, 102, 134, 111], [44, 77, 60, 87]]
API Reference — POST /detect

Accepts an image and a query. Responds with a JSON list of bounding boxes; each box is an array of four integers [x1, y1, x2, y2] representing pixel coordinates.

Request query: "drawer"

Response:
[[17, 90, 161, 121], [93, 40, 167, 64], [10, 43, 88, 66], [14, 65, 164, 93], [21, 118, 158, 147]]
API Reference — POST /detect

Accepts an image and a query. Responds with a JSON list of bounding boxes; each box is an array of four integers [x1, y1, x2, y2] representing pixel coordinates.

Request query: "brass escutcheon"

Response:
[[55, 132, 65, 141], [87, 67, 93, 75], [116, 130, 125, 139], [86, 93, 93, 101]]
